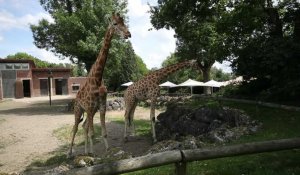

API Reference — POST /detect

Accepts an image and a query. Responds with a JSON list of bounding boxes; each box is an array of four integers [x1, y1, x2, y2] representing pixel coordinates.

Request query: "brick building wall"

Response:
[[68, 77, 87, 95], [32, 69, 71, 97]]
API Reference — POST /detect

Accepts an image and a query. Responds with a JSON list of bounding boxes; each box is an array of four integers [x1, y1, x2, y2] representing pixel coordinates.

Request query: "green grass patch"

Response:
[[111, 117, 151, 137], [53, 124, 102, 145], [122, 98, 300, 175]]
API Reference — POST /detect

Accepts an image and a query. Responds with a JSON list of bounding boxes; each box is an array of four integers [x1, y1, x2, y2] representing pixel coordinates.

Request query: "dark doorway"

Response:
[[55, 79, 68, 95], [55, 79, 62, 95], [40, 79, 48, 96], [23, 80, 31, 97]]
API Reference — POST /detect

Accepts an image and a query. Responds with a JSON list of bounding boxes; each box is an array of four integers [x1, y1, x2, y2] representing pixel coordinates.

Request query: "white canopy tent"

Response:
[[121, 81, 133, 86], [159, 81, 178, 87], [203, 80, 224, 87], [178, 79, 204, 95], [159, 81, 178, 95]]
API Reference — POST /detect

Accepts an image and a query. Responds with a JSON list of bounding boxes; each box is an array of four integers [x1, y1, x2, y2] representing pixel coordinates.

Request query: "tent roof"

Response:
[[121, 81, 133, 86], [159, 81, 177, 87], [178, 79, 204, 87], [203, 80, 224, 87]]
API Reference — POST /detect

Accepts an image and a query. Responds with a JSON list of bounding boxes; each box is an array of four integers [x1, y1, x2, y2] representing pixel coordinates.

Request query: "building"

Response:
[[0, 59, 86, 100]]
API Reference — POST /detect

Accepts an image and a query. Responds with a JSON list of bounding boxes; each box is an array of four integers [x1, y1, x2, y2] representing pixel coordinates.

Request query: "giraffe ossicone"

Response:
[[67, 13, 131, 158]]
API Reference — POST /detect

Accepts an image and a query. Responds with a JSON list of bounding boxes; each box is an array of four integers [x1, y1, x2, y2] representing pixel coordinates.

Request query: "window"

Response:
[[5, 64, 13, 69], [14, 64, 21, 69], [21, 64, 29, 70], [72, 84, 80, 92]]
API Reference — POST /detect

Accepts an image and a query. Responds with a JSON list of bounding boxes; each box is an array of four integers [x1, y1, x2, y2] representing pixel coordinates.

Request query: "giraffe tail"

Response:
[[79, 113, 84, 123]]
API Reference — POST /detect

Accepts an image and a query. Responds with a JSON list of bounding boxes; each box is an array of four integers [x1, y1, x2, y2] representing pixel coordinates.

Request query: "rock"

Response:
[[155, 105, 261, 144], [74, 156, 94, 167]]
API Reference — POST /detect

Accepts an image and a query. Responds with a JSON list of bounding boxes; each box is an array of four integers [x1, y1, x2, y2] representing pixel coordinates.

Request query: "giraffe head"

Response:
[[111, 13, 131, 39]]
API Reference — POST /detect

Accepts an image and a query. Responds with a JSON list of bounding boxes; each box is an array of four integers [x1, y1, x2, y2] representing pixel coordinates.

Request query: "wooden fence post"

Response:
[[175, 162, 187, 175]]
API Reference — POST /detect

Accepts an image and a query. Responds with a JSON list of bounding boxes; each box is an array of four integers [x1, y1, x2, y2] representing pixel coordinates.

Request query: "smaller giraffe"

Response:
[[123, 60, 197, 142]]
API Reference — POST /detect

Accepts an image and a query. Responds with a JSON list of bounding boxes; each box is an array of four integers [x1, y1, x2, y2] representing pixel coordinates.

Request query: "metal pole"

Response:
[[48, 76, 51, 106]]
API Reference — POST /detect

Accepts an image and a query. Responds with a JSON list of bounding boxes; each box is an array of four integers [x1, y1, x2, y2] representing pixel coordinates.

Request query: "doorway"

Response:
[[40, 79, 48, 96], [23, 80, 31, 97], [55, 79, 68, 95]]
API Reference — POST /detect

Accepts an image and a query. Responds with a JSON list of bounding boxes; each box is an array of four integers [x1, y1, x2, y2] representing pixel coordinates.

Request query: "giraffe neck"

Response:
[[87, 25, 115, 86], [153, 61, 192, 82]]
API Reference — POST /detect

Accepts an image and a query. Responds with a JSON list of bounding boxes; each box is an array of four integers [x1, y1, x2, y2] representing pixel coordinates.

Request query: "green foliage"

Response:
[[31, 0, 147, 88], [161, 53, 230, 84], [218, 0, 300, 102], [150, 0, 230, 84], [5, 52, 65, 68]]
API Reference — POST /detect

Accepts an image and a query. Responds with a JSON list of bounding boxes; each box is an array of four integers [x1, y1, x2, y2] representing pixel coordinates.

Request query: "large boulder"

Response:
[[155, 105, 261, 143]]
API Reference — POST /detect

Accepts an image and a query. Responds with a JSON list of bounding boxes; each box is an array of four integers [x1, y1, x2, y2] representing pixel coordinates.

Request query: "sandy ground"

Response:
[[0, 95, 154, 174]]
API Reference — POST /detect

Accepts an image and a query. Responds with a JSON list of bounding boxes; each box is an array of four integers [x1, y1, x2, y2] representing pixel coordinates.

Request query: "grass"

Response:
[[123, 98, 300, 175], [26, 98, 300, 174], [53, 124, 102, 145]]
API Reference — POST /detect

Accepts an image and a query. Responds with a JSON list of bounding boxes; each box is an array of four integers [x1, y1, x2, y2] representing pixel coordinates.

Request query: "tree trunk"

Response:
[[202, 66, 211, 95]]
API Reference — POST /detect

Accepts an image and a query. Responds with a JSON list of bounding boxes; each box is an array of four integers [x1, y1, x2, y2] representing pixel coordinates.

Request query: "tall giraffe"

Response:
[[68, 13, 131, 157], [124, 60, 197, 142]]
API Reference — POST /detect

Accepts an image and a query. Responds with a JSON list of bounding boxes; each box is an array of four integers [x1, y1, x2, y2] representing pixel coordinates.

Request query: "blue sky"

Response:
[[0, 0, 231, 72]]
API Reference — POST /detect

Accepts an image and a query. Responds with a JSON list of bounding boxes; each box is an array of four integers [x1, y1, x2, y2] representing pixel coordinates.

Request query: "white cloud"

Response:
[[213, 61, 232, 73], [0, 35, 3, 42], [127, 0, 176, 69], [0, 9, 53, 31], [22, 46, 70, 64]]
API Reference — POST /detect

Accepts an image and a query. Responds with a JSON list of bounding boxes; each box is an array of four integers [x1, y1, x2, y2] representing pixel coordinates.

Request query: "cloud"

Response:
[[213, 61, 232, 73], [0, 35, 3, 42], [27, 47, 70, 64], [127, 0, 176, 69], [0, 9, 53, 32]]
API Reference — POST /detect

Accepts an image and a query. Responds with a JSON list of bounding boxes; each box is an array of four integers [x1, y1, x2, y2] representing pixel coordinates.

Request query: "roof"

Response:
[[32, 68, 71, 72], [159, 81, 177, 87], [178, 79, 204, 87], [0, 59, 36, 67]]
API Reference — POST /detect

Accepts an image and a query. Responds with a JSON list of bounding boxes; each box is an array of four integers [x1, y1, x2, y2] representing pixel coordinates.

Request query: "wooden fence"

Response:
[[66, 137, 300, 175]]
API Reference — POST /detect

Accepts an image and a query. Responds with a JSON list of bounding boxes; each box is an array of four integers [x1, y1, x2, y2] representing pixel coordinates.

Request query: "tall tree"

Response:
[[150, 0, 229, 94], [31, 0, 130, 71], [218, 0, 300, 100], [31, 0, 147, 90]]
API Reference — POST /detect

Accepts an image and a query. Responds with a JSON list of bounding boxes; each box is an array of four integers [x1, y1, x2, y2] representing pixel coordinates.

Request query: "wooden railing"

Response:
[[66, 138, 300, 175]]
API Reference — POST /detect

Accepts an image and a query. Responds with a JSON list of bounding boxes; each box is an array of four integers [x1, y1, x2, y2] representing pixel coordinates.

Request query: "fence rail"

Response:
[[66, 137, 300, 175]]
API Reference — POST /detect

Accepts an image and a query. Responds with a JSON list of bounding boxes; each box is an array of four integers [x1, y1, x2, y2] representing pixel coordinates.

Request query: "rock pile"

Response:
[[66, 98, 124, 112], [155, 104, 261, 144]]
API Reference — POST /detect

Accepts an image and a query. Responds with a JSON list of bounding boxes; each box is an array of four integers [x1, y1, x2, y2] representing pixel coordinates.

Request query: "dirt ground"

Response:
[[0, 95, 153, 174]]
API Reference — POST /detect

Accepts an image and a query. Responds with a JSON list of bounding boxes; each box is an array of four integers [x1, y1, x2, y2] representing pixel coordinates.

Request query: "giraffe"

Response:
[[68, 13, 131, 157], [123, 60, 197, 142]]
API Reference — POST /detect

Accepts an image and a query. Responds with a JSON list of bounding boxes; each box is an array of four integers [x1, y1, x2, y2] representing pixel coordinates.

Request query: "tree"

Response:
[[150, 0, 229, 94], [5, 52, 63, 68], [218, 0, 300, 101], [31, 0, 146, 90], [31, 0, 129, 71]]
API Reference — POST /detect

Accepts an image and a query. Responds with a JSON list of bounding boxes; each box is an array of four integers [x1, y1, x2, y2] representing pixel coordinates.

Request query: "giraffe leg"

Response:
[[150, 100, 157, 143], [99, 86, 109, 150], [82, 119, 89, 155], [67, 107, 83, 158], [129, 102, 137, 136], [124, 109, 130, 142], [87, 111, 96, 155]]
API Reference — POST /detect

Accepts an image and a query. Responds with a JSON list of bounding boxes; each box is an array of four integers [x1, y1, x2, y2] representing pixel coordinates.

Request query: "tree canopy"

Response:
[[150, 0, 229, 94], [31, 0, 148, 90], [217, 0, 300, 101]]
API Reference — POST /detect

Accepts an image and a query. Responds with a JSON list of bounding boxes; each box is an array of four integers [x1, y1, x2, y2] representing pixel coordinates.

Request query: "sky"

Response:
[[0, 0, 231, 72]]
